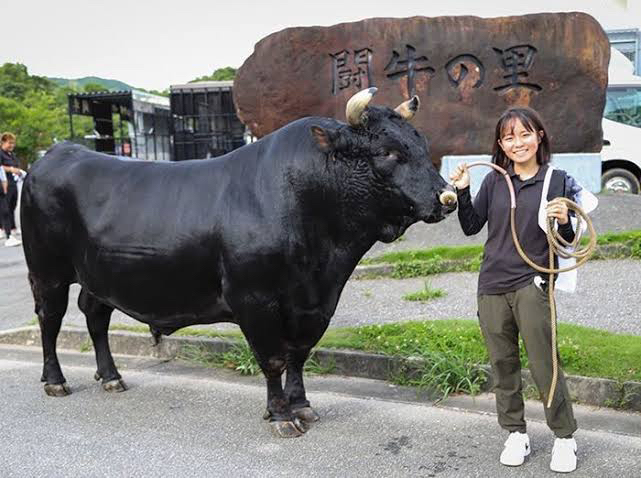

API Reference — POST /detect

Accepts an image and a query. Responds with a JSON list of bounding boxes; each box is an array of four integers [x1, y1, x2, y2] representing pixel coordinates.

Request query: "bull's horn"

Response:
[[395, 95, 420, 121], [346, 87, 377, 127]]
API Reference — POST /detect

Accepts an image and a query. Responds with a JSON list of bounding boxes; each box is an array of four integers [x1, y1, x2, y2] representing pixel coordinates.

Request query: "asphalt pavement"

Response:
[[1, 345, 640, 478]]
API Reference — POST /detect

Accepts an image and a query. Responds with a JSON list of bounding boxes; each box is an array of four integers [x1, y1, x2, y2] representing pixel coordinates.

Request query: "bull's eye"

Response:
[[386, 151, 398, 161]]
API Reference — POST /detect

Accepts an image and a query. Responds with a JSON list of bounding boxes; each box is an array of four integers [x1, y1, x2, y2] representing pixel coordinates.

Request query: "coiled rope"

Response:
[[447, 162, 597, 408]]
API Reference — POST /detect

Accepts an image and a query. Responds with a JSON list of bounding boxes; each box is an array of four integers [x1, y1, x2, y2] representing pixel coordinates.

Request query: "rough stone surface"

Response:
[[566, 375, 622, 407], [623, 382, 641, 412], [234, 13, 609, 166]]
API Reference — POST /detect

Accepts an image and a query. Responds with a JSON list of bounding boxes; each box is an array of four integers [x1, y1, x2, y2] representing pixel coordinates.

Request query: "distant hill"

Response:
[[48, 76, 135, 92]]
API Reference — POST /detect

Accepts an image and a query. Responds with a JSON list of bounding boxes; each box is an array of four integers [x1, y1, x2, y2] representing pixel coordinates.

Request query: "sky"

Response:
[[2, 0, 640, 91]]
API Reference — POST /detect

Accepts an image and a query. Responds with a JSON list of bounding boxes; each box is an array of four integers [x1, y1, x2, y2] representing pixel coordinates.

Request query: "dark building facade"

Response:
[[170, 81, 248, 161], [68, 90, 171, 161]]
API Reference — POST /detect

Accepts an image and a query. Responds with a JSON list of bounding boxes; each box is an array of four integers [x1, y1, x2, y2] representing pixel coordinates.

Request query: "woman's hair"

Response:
[[1, 132, 16, 143], [491, 107, 550, 170]]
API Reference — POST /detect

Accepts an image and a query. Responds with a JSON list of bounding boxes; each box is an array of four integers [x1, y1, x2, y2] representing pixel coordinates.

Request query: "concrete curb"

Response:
[[353, 243, 636, 279], [1, 326, 639, 412]]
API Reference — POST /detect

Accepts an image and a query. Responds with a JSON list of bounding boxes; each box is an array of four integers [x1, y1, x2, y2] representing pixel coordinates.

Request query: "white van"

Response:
[[601, 48, 641, 194]]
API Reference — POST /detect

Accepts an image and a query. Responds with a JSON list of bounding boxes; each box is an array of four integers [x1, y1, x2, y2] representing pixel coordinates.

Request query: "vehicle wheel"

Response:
[[602, 168, 640, 194]]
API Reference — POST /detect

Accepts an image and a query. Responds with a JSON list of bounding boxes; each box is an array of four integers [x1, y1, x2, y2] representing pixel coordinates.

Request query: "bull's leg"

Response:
[[78, 288, 127, 393], [284, 346, 320, 424], [241, 328, 306, 438], [30, 275, 71, 397], [260, 353, 308, 438]]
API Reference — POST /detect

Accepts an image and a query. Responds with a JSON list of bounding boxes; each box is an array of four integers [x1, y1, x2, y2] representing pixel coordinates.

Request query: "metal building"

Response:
[[68, 90, 171, 161], [169, 81, 249, 161]]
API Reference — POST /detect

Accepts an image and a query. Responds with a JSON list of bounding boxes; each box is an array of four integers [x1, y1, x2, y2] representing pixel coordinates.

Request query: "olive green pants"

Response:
[[477, 282, 577, 438]]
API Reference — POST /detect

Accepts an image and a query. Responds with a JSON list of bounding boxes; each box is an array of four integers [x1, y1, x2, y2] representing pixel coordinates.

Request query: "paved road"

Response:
[[2, 193, 640, 335], [1, 345, 640, 478]]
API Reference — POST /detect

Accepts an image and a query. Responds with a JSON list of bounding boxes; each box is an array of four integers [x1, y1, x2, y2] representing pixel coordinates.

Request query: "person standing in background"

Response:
[[0, 163, 18, 246], [0, 132, 25, 246]]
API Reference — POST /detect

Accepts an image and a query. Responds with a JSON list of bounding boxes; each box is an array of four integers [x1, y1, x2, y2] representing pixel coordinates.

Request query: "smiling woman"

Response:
[[449, 106, 598, 473]]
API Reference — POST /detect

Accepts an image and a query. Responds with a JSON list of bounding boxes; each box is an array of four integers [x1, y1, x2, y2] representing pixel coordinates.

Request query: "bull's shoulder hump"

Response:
[[260, 117, 344, 141]]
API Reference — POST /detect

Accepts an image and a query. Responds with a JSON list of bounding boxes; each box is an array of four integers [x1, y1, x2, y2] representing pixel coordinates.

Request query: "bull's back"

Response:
[[21, 143, 242, 321]]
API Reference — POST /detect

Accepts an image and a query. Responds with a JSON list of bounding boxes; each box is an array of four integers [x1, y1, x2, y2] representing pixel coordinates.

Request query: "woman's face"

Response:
[[498, 119, 542, 166], [1, 140, 15, 152]]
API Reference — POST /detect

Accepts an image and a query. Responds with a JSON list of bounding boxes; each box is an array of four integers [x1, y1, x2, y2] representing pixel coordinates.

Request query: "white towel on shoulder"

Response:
[[537, 166, 598, 293]]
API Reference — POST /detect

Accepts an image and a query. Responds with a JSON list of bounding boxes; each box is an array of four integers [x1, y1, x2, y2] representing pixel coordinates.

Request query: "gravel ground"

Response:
[[333, 259, 641, 335]]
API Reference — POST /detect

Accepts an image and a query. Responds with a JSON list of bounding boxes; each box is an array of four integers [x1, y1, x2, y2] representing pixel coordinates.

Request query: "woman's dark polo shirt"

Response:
[[456, 164, 575, 295]]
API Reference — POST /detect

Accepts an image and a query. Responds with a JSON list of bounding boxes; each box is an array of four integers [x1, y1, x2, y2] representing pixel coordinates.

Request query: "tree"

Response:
[[0, 63, 54, 100], [83, 82, 108, 93], [0, 63, 85, 163], [190, 66, 236, 83], [137, 87, 170, 97]]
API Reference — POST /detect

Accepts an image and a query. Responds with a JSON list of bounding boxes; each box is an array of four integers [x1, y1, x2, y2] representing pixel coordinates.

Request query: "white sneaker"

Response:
[[4, 236, 21, 247], [500, 431, 531, 466], [0, 231, 4, 240], [550, 437, 577, 473]]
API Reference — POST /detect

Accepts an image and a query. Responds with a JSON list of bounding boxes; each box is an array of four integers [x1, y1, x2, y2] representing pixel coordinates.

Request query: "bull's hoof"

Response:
[[269, 419, 307, 438], [293, 406, 320, 423], [44, 382, 71, 397], [102, 379, 128, 393], [293, 417, 309, 433]]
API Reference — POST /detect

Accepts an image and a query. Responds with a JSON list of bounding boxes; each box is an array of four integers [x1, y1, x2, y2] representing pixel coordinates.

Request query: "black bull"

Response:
[[21, 89, 456, 437]]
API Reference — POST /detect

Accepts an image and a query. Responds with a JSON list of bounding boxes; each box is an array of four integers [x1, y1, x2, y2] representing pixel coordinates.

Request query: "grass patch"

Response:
[[588, 229, 641, 259], [180, 343, 261, 375], [403, 281, 446, 302], [331, 320, 641, 384], [78, 339, 93, 353], [362, 245, 483, 265], [361, 245, 483, 279], [360, 230, 641, 279], [109, 323, 245, 340], [548, 324, 641, 382], [107, 319, 641, 400], [179, 343, 335, 376], [594, 229, 641, 245], [391, 258, 480, 278]]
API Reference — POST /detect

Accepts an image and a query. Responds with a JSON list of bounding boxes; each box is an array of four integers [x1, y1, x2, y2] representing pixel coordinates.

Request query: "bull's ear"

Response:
[[310, 125, 337, 153]]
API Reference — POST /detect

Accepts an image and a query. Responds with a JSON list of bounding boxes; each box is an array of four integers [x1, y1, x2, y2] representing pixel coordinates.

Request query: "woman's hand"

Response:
[[546, 199, 569, 225], [449, 163, 470, 190]]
